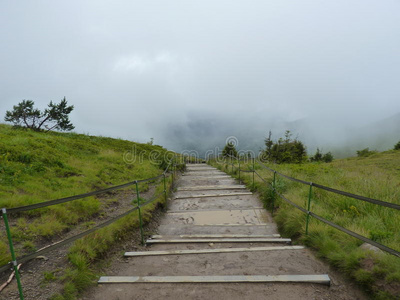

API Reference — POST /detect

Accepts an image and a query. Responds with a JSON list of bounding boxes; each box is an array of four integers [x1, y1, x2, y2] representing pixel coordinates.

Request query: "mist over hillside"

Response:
[[1, 1, 400, 160], [160, 111, 400, 158]]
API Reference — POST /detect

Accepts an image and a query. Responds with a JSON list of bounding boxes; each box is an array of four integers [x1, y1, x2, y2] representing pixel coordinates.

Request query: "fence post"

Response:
[[238, 159, 241, 182], [174, 156, 177, 178], [252, 158, 255, 191], [135, 181, 145, 245], [2, 208, 24, 300], [172, 160, 175, 183], [272, 171, 276, 215], [163, 173, 167, 212], [305, 183, 313, 235]]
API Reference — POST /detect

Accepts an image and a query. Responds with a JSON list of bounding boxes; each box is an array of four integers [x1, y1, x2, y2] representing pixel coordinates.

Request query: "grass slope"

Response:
[[212, 151, 400, 299], [0, 124, 172, 267]]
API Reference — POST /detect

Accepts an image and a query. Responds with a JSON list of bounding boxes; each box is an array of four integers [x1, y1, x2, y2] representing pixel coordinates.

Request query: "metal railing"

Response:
[[0, 158, 185, 300], [214, 155, 400, 259]]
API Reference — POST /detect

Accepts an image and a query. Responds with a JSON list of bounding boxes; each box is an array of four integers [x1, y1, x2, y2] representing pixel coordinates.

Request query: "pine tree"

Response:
[[264, 130, 273, 161], [222, 142, 238, 158], [5, 97, 74, 132], [310, 148, 323, 162]]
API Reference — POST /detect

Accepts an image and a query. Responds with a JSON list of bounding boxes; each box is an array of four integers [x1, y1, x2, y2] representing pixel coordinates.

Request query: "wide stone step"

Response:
[[166, 207, 264, 213], [98, 275, 330, 285], [160, 208, 270, 226], [157, 225, 277, 236], [146, 238, 291, 244], [151, 234, 280, 239], [176, 185, 246, 191], [181, 175, 232, 179], [167, 198, 261, 211], [124, 245, 303, 257], [174, 192, 252, 199], [167, 223, 271, 226]]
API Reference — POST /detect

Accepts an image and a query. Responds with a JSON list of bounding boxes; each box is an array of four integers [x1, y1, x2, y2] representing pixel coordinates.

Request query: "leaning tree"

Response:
[[4, 97, 74, 132]]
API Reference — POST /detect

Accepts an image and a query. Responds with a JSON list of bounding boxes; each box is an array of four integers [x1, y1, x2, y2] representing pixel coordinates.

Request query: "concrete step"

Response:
[[151, 234, 281, 239], [98, 275, 330, 285], [160, 208, 270, 226], [166, 207, 264, 213], [181, 175, 232, 179], [174, 193, 252, 199], [124, 245, 303, 257], [146, 238, 291, 244], [157, 224, 278, 236], [167, 197, 261, 211], [176, 185, 246, 191]]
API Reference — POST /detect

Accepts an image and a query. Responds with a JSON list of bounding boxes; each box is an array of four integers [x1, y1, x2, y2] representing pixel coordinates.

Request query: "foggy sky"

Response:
[[1, 1, 400, 156]]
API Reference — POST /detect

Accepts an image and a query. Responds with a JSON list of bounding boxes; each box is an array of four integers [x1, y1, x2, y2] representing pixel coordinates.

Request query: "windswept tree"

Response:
[[222, 142, 238, 158], [4, 97, 74, 132]]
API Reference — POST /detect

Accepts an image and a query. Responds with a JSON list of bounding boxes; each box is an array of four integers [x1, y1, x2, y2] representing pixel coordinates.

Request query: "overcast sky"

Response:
[[1, 1, 400, 154]]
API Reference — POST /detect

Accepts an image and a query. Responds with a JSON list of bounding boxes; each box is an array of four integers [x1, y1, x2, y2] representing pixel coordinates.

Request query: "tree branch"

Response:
[[38, 115, 50, 130], [45, 124, 58, 132], [22, 113, 30, 128]]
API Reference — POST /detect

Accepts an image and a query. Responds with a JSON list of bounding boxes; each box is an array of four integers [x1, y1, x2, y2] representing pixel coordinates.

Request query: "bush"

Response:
[[310, 148, 323, 162], [394, 141, 400, 150], [264, 130, 307, 164], [310, 148, 334, 163], [356, 148, 377, 157], [322, 152, 334, 163]]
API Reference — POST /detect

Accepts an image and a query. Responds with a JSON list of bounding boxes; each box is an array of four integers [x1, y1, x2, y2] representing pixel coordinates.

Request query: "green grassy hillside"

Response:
[[0, 124, 173, 265], [212, 151, 400, 299]]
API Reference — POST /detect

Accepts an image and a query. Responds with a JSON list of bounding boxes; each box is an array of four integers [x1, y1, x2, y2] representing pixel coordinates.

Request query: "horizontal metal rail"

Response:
[[214, 158, 400, 258], [0, 161, 183, 277], [309, 212, 400, 258], [6, 166, 174, 214], [0, 185, 170, 274], [255, 160, 400, 210]]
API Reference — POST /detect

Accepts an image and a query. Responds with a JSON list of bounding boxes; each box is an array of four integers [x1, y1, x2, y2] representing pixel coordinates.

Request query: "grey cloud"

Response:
[[1, 0, 400, 156]]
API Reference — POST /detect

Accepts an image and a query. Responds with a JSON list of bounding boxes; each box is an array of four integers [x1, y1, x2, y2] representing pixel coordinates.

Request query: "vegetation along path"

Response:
[[87, 164, 366, 300]]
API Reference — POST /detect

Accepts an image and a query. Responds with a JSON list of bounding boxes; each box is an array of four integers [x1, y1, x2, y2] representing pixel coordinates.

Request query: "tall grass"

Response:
[[0, 124, 172, 265], [50, 175, 174, 300], [211, 153, 400, 299]]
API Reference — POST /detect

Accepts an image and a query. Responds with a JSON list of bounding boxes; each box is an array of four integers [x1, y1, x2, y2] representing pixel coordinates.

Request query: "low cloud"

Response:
[[1, 0, 400, 157]]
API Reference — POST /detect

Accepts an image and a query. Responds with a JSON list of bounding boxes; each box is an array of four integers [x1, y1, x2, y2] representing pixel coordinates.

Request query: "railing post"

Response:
[[174, 157, 177, 178], [252, 158, 255, 191], [135, 181, 145, 245], [305, 183, 313, 235], [238, 159, 241, 182], [163, 173, 167, 212], [172, 161, 175, 183], [272, 171, 276, 214], [2, 208, 24, 300], [231, 157, 233, 173]]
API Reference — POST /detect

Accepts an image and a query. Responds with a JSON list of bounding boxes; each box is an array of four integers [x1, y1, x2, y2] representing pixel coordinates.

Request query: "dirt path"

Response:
[[84, 164, 367, 300]]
